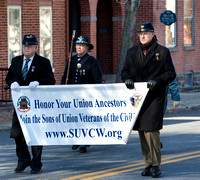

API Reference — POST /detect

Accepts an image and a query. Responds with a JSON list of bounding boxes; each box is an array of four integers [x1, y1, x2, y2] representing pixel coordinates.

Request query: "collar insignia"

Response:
[[155, 53, 159, 61]]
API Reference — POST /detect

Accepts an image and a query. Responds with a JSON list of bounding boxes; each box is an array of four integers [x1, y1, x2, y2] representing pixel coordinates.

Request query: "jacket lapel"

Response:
[[143, 50, 155, 66], [135, 46, 143, 67], [25, 53, 38, 80], [18, 56, 24, 79]]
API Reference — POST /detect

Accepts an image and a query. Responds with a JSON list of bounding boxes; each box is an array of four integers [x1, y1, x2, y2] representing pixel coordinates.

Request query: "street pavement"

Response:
[[0, 90, 200, 180]]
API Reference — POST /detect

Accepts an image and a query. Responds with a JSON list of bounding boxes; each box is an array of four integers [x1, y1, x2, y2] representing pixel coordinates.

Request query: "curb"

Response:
[[166, 105, 200, 113]]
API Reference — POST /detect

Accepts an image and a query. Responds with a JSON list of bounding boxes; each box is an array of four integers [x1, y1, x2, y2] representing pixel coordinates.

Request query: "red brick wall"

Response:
[[0, 0, 67, 85], [80, 0, 97, 58], [21, 0, 39, 41], [52, 0, 66, 84], [133, 0, 154, 45], [0, 0, 8, 68], [112, 0, 125, 74], [1, 0, 200, 87], [77, 0, 125, 74], [0, 0, 8, 100], [152, 0, 165, 45]]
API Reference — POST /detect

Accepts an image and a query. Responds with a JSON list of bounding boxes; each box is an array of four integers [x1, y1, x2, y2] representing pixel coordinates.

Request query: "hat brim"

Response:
[[137, 29, 154, 32], [22, 41, 38, 46], [88, 44, 94, 50], [75, 40, 94, 50]]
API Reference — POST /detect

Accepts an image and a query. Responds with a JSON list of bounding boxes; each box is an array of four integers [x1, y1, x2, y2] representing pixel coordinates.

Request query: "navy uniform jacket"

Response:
[[121, 40, 176, 131], [61, 53, 102, 84], [6, 53, 55, 138]]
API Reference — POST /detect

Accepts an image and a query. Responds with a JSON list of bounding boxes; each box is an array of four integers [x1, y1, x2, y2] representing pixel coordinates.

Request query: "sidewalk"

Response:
[[0, 90, 200, 131], [166, 90, 200, 111]]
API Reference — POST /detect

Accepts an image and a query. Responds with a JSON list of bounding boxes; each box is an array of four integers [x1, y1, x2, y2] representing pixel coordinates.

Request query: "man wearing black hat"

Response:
[[121, 22, 176, 178], [61, 35, 102, 153], [6, 34, 55, 174]]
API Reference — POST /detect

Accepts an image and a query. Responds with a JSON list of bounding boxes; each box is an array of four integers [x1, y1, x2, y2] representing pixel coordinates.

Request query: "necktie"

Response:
[[22, 58, 31, 80]]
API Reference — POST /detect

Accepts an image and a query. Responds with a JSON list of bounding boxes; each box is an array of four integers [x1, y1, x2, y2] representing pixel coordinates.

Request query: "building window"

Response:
[[165, 0, 176, 47], [40, 6, 52, 65], [184, 0, 194, 46], [7, 6, 21, 66]]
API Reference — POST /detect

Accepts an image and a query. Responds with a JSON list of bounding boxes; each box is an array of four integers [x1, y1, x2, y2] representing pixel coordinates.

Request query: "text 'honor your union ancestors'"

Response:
[[34, 98, 127, 109]]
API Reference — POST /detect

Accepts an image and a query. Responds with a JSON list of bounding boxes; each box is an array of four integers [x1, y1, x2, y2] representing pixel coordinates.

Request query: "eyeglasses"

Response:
[[138, 32, 153, 36], [23, 45, 37, 49]]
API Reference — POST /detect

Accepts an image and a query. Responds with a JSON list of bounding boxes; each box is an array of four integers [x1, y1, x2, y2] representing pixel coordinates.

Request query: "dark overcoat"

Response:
[[121, 40, 176, 131], [6, 53, 55, 138], [61, 53, 102, 84]]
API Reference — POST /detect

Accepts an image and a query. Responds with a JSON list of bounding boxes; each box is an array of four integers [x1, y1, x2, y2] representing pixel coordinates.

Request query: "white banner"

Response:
[[12, 83, 148, 146]]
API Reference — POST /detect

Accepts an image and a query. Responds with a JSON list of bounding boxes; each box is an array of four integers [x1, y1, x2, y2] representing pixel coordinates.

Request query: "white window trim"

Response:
[[39, 6, 53, 68], [7, 5, 22, 67], [184, 0, 194, 46], [165, 0, 177, 48]]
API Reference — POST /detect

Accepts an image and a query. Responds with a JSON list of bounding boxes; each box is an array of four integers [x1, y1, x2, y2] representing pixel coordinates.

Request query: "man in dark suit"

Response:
[[6, 34, 55, 174], [121, 22, 176, 178], [61, 35, 102, 153]]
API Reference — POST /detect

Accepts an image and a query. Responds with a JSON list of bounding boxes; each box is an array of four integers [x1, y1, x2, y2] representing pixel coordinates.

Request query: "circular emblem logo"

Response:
[[17, 96, 31, 112]]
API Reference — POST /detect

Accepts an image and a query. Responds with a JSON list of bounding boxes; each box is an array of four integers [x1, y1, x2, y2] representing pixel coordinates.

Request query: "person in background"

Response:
[[160, 78, 181, 149], [6, 34, 55, 174], [121, 22, 176, 178], [61, 35, 102, 153], [153, 36, 181, 113], [164, 79, 181, 113]]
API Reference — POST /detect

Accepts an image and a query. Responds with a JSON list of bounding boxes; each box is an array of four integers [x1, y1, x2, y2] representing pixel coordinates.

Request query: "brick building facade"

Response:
[[0, 0, 200, 92]]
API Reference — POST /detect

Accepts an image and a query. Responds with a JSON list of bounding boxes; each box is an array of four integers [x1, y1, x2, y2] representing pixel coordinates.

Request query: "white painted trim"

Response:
[[39, 6, 53, 69], [7, 5, 22, 67]]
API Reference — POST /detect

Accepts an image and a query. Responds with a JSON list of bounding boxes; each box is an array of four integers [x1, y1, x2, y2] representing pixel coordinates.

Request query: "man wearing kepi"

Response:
[[121, 22, 176, 178], [6, 34, 55, 174], [61, 35, 102, 153]]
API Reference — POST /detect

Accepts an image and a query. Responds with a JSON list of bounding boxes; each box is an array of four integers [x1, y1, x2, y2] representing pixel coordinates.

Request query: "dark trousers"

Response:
[[15, 135, 43, 170]]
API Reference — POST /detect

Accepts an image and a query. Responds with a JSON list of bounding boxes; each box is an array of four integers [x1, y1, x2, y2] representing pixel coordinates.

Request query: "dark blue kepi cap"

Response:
[[22, 34, 38, 46], [137, 22, 154, 32]]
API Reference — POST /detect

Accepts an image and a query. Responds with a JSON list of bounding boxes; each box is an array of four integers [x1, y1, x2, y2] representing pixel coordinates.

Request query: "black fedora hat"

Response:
[[22, 34, 38, 46], [75, 35, 94, 50], [137, 22, 154, 32]]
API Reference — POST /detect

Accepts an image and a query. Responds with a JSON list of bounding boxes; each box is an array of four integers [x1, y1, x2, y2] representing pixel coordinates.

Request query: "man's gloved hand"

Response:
[[147, 80, 158, 90], [29, 81, 39, 89], [10, 82, 20, 91], [173, 101, 181, 109], [125, 79, 134, 89]]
